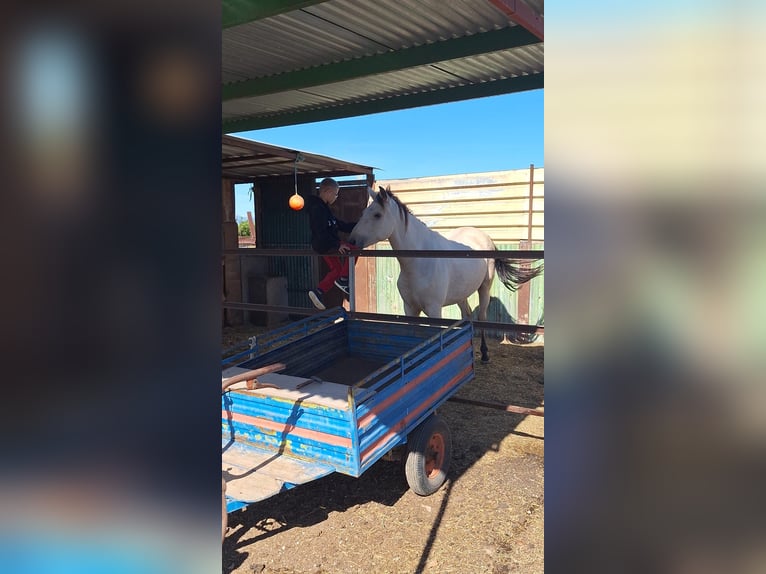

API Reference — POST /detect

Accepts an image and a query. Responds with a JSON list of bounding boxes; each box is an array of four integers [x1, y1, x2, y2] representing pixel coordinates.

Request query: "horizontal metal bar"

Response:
[[448, 396, 544, 416], [224, 74, 543, 132], [222, 303, 542, 335], [222, 169, 372, 183], [402, 210, 543, 217], [348, 310, 543, 334], [223, 302, 320, 316], [223, 248, 543, 259]]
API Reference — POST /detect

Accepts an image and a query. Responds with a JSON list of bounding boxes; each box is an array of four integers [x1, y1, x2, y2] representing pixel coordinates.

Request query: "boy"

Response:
[[305, 178, 357, 310]]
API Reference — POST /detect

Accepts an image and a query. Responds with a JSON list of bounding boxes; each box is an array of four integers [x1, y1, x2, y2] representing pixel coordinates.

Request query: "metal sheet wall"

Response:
[[259, 175, 317, 309], [378, 168, 544, 243]]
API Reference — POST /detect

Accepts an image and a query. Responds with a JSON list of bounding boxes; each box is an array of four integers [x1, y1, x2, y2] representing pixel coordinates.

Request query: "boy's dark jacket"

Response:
[[305, 195, 356, 254]]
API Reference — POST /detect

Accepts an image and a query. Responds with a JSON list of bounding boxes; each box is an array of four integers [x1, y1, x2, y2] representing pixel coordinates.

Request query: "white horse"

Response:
[[349, 186, 543, 362]]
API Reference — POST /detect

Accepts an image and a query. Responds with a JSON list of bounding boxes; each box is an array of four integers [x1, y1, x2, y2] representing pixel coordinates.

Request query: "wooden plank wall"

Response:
[[377, 167, 543, 243]]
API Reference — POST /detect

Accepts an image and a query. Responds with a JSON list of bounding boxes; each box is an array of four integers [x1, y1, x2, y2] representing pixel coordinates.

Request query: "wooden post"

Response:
[[362, 172, 377, 312], [348, 176, 376, 312], [222, 178, 243, 325], [516, 164, 534, 326], [247, 211, 256, 245], [527, 164, 535, 244], [353, 246, 376, 313], [254, 182, 263, 249]]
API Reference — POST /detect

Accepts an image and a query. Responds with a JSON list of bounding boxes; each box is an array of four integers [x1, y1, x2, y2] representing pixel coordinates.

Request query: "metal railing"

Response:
[[222, 247, 544, 334]]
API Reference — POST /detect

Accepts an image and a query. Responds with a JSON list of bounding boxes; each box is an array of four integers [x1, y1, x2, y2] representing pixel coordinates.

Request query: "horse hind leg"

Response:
[[479, 330, 490, 363], [477, 282, 492, 363], [456, 300, 471, 320], [457, 298, 488, 363]]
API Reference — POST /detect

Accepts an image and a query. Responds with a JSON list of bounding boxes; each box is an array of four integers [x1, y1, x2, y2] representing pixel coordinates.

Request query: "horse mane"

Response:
[[376, 186, 411, 229]]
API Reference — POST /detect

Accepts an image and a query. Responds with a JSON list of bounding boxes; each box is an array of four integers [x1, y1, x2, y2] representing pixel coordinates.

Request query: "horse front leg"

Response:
[[422, 303, 443, 319], [403, 301, 423, 317]]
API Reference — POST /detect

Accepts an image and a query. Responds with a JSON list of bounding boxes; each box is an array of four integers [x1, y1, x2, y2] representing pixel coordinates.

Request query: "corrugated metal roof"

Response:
[[437, 46, 543, 81], [223, 134, 374, 181], [290, 0, 512, 49], [222, 0, 543, 132]]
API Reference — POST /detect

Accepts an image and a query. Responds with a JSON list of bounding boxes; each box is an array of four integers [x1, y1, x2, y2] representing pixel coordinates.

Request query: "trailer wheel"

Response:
[[405, 414, 452, 496]]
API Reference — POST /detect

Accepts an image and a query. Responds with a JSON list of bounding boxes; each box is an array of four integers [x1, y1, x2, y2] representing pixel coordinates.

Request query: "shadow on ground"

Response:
[[223, 458, 410, 572]]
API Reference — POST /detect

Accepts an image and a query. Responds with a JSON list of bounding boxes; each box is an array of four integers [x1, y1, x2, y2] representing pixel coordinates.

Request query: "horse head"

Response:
[[349, 185, 403, 249]]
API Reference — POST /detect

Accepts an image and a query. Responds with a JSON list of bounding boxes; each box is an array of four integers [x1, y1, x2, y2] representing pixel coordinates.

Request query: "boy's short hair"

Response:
[[319, 177, 339, 191]]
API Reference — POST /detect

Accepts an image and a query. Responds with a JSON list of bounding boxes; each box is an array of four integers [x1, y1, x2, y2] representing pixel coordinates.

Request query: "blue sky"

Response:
[[231, 88, 543, 220]]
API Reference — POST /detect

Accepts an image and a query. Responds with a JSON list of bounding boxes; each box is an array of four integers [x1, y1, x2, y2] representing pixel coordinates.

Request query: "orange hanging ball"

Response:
[[289, 193, 304, 211]]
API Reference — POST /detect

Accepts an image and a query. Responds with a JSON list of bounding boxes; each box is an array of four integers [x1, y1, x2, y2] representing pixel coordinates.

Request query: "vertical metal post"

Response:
[[349, 254, 356, 312], [516, 164, 534, 327], [527, 163, 535, 244]]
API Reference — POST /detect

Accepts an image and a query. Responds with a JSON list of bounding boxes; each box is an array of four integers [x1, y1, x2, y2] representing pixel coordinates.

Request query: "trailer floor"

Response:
[[313, 355, 388, 387]]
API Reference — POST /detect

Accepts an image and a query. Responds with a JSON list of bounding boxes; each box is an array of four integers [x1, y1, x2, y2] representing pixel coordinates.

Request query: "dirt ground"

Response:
[[222, 325, 544, 574]]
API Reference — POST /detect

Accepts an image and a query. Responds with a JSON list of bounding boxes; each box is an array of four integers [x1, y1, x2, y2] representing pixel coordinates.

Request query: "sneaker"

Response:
[[308, 289, 325, 310], [334, 277, 350, 295]]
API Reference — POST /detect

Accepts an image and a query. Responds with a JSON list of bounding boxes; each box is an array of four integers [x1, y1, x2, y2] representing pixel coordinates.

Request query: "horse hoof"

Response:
[[481, 357, 490, 364]]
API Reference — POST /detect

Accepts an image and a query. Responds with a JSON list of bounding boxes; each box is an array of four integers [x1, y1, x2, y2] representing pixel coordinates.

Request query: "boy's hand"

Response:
[[338, 243, 351, 255]]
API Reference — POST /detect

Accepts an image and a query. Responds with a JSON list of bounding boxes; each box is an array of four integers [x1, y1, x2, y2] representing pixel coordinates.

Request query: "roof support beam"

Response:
[[223, 73, 543, 133], [223, 26, 540, 101], [488, 0, 543, 41], [223, 0, 329, 29]]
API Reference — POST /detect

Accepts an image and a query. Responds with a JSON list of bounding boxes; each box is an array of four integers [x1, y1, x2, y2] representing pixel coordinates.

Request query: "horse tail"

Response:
[[494, 257, 544, 292]]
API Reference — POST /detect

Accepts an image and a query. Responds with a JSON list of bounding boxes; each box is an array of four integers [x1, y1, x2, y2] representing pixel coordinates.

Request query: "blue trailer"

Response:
[[221, 307, 474, 515]]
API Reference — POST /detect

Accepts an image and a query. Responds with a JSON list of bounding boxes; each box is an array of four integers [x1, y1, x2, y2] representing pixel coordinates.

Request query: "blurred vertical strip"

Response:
[[0, 1, 221, 572], [546, 3, 766, 574]]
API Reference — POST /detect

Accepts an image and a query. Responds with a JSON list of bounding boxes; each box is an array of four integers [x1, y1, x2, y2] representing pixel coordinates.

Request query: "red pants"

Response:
[[318, 254, 348, 292]]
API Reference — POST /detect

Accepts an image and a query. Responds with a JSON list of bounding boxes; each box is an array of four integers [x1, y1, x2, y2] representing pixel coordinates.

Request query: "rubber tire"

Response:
[[404, 414, 452, 496]]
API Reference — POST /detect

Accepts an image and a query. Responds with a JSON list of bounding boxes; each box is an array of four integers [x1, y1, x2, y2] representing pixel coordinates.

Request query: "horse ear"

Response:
[[378, 186, 388, 201]]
